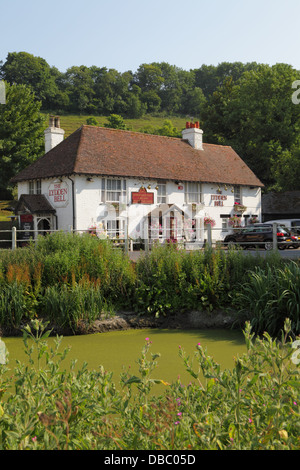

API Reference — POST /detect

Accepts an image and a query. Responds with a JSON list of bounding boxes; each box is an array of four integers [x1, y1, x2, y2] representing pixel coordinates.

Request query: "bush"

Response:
[[233, 261, 300, 336]]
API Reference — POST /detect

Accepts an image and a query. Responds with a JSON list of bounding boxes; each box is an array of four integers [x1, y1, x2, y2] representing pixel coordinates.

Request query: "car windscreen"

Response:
[[277, 225, 289, 234]]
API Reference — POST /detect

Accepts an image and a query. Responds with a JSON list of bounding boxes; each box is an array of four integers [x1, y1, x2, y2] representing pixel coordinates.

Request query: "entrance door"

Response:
[[37, 218, 51, 236]]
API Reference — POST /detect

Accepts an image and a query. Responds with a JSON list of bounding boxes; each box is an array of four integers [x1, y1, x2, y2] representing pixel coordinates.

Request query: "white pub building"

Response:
[[11, 116, 263, 247]]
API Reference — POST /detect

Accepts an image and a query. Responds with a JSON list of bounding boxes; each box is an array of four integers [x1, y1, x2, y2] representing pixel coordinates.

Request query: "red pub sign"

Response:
[[131, 188, 154, 204]]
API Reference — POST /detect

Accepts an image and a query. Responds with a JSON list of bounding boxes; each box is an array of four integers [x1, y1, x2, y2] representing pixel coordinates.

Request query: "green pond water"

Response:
[[3, 328, 247, 389]]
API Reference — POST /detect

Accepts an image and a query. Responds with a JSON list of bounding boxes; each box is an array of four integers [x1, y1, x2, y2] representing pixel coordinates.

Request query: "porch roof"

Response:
[[14, 195, 56, 214]]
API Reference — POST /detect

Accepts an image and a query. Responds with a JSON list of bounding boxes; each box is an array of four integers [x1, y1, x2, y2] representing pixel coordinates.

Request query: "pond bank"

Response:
[[84, 309, 237, 334], [0, 309, 239, 337]]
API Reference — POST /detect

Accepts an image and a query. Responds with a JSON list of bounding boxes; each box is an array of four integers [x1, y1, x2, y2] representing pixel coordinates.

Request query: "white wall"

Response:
[[17, 176, 262, 242], [71, 176, 262, 242]]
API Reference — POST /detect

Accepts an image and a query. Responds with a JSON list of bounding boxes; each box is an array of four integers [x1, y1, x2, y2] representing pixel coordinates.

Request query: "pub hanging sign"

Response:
[[132, 187, 154, 204], [48, 181, 69, 207]]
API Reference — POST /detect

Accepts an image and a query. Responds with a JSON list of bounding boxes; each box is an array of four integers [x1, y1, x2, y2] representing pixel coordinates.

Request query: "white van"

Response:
[[265, 219, 300, 234]]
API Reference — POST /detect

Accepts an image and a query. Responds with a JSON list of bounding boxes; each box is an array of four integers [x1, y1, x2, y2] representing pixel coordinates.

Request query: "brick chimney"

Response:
[[182, 121, 203, 150], [44, 115, 65, 153]]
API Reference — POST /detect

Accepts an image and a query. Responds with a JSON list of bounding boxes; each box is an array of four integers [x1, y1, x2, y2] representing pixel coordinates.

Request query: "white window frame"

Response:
[[234, 186, 242, 204], [105, 219, 125, 239], [28, 180, 41, 195], [157, 182, 166, 204], [29, 181, 35, 195], [185, 182, 202, 204], [222, 218, 229, 232], [36, 180, 41, 195], [101, 178, 127, 203]]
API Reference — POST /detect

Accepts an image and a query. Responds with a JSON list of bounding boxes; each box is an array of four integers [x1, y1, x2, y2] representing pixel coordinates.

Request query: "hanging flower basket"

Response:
[[204, 216, 216, 227], [248, 216, 258, 224], [87, 225, 97, 236], [234, 202, 247, 213], [229, 215, 242, 228]]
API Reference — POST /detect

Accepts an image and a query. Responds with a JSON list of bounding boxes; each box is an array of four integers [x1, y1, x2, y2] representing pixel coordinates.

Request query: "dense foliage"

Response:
[[0, 232, 299, 337], [0, 82, 45, 197], [1, 52, 300, 190], [0, 318, 299, 450]]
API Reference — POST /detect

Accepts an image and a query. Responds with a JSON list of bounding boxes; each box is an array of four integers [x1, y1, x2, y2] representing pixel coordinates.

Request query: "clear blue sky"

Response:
[[1, 0, 300, 73]]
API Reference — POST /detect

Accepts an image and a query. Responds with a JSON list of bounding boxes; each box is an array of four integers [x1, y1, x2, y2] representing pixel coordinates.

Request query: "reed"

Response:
[[0, 233, 299, 336]]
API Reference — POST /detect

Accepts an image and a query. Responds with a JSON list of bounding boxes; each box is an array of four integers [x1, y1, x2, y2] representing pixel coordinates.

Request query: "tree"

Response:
[[86, 117, 99, 126], [104, 114, 127, 130], [134, 63, 164, 92], [141, 90, 161, 113], [125, 93, 147, 118], [202, 64, 300, 188], [270, 142, 300, 191], [0, 52, 63, 109], [139, 120, 181, 137], [193, 62, 259, 98], [0, 82, 45, 197], [180, 87, 207, 118], [64, 65, 95, 114]]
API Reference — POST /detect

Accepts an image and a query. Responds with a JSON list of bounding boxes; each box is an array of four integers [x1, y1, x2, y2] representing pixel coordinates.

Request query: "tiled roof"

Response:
[[10, 125, 264, 187], [14, 194, 56, 213]]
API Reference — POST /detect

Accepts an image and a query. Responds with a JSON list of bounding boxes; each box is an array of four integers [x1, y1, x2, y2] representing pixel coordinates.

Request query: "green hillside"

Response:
[[42, 113, 189, 138]]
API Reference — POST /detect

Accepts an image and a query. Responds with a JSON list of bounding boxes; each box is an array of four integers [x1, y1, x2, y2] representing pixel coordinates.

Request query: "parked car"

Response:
[[263, 219, 300, 248], [223, 223, 296, 251]]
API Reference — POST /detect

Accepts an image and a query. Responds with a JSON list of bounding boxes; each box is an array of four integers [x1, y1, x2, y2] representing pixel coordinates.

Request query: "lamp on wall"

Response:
[[87, 177, 94, 182]]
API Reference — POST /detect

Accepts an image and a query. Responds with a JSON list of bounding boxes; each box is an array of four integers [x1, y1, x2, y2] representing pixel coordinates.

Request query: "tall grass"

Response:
[[0, 233, 299, 336], [134, 243, 288, 314], [0, 232, 135, 331], [234, 262, 300, 336], [41, 280, 115, 332]]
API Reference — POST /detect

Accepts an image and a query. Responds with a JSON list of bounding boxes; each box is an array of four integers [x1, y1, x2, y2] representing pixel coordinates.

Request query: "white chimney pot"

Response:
[[44, 115, 65, 153], [182, 122, 203, 150]]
